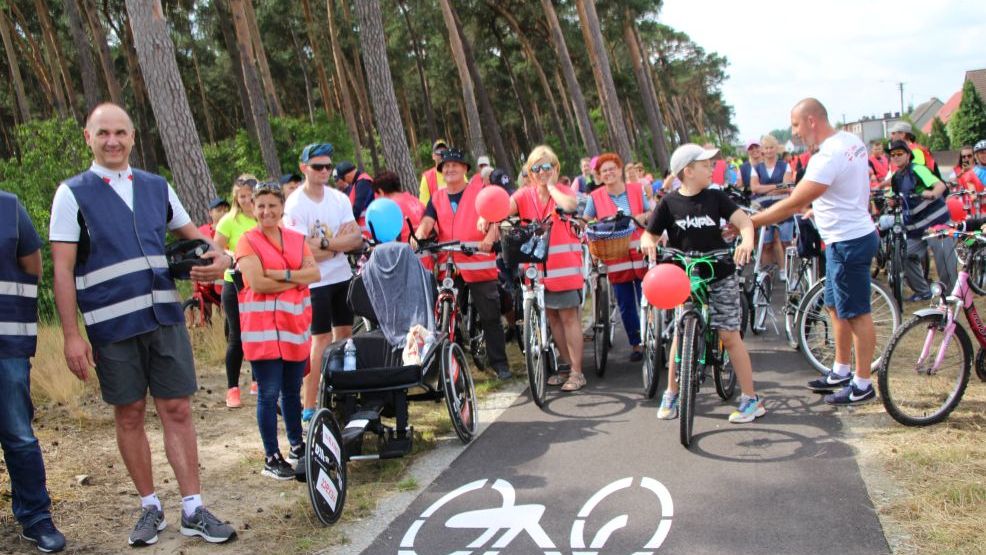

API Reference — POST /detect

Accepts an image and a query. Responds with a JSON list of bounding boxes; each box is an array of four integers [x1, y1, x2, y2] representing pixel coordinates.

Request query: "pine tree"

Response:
[[948, 80, 986, 148], [927, 116, 950, 152]]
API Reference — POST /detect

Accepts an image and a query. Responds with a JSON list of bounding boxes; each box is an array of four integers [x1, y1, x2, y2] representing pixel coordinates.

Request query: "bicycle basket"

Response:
[[586, 220, 633, 261], [500, 223, 550, 266]]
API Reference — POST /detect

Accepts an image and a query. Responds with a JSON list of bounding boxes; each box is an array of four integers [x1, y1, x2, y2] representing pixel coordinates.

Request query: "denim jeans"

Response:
[[612, 279, 642, 346], [0, 357, 52, 528], [250, 359, 305, 457]]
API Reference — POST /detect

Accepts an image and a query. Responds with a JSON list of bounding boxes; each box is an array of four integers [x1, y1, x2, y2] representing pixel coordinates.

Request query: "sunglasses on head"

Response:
[[530, 162, 553, 174], [307, 163, 333, 172], [253, 181, 283, 194], [236, 178, 258, 188]]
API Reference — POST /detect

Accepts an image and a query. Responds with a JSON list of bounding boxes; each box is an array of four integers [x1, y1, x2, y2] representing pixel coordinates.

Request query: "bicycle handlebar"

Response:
[[654, 247, 734, 262], [413, 239, 476, 256]]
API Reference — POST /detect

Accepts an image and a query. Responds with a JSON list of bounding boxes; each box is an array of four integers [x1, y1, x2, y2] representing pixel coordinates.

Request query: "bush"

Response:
[[928, 116, 951, 152], [0, 118, 89, 322], [948, 80, 986, 148]]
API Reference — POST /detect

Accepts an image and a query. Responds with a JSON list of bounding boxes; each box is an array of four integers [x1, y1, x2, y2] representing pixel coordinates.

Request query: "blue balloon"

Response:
[[365, 198, 404, 243]]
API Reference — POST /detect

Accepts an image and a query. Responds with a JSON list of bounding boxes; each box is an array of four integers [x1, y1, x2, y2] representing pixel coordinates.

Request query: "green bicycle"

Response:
[[656, 247, 738, 448]]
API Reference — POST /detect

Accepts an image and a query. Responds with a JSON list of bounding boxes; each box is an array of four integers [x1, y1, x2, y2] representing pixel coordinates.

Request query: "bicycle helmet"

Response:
[[166, 239, 212, 280], [974, 140, 986, 153]]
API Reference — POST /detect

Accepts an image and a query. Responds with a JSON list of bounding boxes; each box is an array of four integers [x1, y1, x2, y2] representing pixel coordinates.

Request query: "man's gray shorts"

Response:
[[709, 274, 742, 331], [93, 324, 197, 406]]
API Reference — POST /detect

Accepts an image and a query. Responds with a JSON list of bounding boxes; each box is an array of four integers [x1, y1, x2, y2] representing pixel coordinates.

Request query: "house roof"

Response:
[[923, 90, 963, 134], [911, 97, 942, 130]]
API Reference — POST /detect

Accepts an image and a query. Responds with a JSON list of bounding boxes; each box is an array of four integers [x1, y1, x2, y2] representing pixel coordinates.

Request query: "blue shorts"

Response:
[[763, 219, 795, 243], [823, 231, 879, 320]]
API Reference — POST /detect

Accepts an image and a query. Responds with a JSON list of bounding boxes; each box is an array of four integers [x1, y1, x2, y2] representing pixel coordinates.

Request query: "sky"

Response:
[[659, 0, 986, 142]]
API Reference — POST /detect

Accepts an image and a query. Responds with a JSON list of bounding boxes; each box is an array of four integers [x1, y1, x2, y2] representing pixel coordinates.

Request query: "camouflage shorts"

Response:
[[708, 274, 741, 331]]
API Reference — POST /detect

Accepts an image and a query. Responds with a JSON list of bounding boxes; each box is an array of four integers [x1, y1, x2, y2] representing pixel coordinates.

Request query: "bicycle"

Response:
[[585, 211, 634, 377], [782, 216, 823, 349], [655, 247, 738, 448], [878, 226, 986, 426], [639, 257, 674, 398], [737, 202, 780, 336], [182, 280, 223, 329]]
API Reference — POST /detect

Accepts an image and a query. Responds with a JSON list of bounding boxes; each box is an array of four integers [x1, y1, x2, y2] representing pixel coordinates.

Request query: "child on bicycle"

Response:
[[640, 144, 764, 423]]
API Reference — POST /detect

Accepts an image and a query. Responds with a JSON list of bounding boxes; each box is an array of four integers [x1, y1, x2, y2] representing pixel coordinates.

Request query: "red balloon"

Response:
[[947, 196, 967, 222], [643, 264, 692, 309], [475, 186, 511, 222]]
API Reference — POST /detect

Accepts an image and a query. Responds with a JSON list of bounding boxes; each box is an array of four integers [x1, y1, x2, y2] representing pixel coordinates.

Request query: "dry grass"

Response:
[[29, 325, 99, 410]]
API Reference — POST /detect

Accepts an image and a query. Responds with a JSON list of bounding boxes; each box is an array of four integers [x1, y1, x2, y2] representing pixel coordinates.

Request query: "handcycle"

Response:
[[654, 247, 738, 448], [878, 226, 986, 426], [300, 242, 477, 525]]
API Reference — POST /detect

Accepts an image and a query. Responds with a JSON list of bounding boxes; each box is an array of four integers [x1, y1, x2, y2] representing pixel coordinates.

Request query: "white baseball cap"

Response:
[[669, 143, 719, 176], [477, 155, 491, 167]]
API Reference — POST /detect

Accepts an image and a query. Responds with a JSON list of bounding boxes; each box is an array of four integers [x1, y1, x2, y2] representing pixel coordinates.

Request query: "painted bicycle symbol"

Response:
[[398, 477, 673, 554]]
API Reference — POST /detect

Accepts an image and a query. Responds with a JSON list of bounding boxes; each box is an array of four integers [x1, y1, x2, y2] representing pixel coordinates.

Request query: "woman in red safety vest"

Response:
[[584, 152, 652, 362], [235, 182, 321, 480], [508, 145, 585, 391]]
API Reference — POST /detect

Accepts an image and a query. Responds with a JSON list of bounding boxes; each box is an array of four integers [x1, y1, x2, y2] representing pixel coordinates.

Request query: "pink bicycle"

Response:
[[878, 226, 986, 426]]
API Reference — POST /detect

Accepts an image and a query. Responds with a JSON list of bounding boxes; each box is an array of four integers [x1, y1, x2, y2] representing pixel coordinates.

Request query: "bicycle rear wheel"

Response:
[[713, 333, 736, 401], [641, 305, 664, 398], [524, 300, 548, 408], [593, 276, 610, 377], [797, 279, 901, 374], [678, 314, 700, 448], [878, 313, 971, 426], [442, 342, 478, 442]]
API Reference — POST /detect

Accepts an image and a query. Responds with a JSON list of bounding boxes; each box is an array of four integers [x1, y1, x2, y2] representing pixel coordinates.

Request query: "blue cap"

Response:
[[208, 197, 230, 210], [300, 143, 334, 163]]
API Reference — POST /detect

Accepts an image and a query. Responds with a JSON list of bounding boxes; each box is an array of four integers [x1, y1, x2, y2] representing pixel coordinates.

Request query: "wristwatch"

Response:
[[284, 269, 292, 282]]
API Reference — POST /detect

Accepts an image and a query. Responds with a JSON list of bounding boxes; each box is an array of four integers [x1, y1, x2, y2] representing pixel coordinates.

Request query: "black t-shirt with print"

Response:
[[646, 188, 740, 280]]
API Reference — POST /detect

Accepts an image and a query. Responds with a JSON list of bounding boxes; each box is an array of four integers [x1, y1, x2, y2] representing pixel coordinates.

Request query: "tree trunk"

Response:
[[124, 0, 216, 222], [487, 1, 566, 151], [36, 0, 76, 119], [288, 22, 315, 123], [336, 0, 378, 169], [396, 0, 438, 143], [436, 0, 484, 157], [80, 0, 124, 106], [624, 11, 668, 171], [228, 0, 280, 179], [8, 5, 58, 117], [118, 8, 159, 172], [553, 68, 576, 139], [189, 45, 215, 143], [0, 8, 30, 122], [65, 0, 101, 113], [243, 0, 282, 117], [326, 0, 362, 166], [490, 20, 538, 153], [575, 0, 631, 161], [300, 0, 333, 118], [398, 87, 418, 156], [354, 0, 418, 194], [541, 0, 598, 155], [215, 0, 256, 140], [451, 8, 508, 167]]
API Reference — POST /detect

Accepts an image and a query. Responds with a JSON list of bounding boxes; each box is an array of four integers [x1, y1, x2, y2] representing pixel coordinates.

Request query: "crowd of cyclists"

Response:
[[4, 96, 986, 552]]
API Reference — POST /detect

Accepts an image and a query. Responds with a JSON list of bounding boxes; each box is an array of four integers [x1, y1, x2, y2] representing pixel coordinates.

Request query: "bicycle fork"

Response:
[[917, 304, 959, 375]]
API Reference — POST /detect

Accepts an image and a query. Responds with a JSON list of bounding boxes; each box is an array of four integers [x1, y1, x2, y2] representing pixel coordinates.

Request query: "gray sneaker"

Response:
[[128, 506, 166, 547], [179, 507, 236, 544]]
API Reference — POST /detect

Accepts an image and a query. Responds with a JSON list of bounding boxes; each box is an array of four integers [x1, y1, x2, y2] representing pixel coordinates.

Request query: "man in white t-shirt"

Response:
[[751, 98, 880, 406], [283, 143, 363, 421]]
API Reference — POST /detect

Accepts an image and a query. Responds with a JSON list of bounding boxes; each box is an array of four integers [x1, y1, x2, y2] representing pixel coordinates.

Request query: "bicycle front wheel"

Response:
[[888, 238, 905, 311], [524, 300, 548, 408], [797, 278, 901, 374], [678, 314, 700, 448], [641, 305, 664, 398], [593, 276, 610, 377], [878, 313, 971, 426]]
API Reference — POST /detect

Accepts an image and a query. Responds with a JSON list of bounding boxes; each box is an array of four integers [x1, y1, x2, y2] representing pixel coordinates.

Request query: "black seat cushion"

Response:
[[322, 330, 422, 391]]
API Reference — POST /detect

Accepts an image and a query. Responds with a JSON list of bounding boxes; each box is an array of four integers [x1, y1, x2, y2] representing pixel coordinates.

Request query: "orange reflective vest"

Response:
[[391, 192, 434, 271], [238, 227, 312, 362], [590, 182, 647, 284], [512, 185, 583, 292], [424, 167, 439, 197], [432, 180, 498, 282]]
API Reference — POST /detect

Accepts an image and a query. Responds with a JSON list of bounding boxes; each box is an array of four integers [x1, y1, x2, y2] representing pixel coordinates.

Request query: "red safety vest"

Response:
[[959, 168, 985, 193], [590, 182, 647, 284], [869, 155, 890, 182], [390, 192, 434, 271], [512, 185, 583, 292], [432, 180, 499, 283], [238, 228, 312, 362], [424, 167, 439, 198], [712, 160, 727, 186]]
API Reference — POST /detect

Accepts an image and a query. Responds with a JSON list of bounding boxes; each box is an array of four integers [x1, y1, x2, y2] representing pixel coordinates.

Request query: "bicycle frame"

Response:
[[918, 263, 986, 373]]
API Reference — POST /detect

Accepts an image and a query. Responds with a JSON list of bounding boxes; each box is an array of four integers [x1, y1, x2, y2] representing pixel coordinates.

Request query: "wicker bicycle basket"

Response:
[[586, 224, 633, 261]]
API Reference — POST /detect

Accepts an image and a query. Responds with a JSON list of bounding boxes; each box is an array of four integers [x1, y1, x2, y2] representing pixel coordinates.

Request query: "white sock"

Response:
[[852, 376, 872, 390], [182, 494, 202, 518], [832, 362, 852, 377], [140, 493, 161, 511]]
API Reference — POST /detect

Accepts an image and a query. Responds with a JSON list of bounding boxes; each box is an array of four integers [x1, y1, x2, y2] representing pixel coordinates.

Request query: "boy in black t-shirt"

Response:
[[641, 144, 765, 424]]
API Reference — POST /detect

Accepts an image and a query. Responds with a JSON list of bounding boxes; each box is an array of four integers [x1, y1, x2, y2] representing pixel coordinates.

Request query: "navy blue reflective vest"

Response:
[[892, 164, 948, 238], [0, 191, 39, 358], [66, 169, 183, 345], [753, 160, 790, 209], [739, 162, 754, 192]]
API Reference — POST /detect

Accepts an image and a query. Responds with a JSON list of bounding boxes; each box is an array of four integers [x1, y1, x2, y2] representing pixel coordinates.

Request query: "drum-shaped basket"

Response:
[[586, 225, 633, 261]]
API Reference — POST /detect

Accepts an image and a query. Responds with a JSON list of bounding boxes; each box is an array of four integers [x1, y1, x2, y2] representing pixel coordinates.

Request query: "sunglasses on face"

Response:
[[962, 154, 974, 160], [236, 178, 258, 188], [308, 163, 333, 172], [530, 163, 553, 174], [890, 151, 909, 158]]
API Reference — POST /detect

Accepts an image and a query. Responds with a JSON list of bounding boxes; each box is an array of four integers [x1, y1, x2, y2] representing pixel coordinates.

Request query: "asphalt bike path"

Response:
[[362, 326, 890, 554]]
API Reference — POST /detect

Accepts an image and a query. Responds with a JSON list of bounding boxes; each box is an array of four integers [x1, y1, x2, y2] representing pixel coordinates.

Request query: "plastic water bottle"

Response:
[[343, 339, 357, 371], [327, 348, 344, 374], [532, 234, 548, 260]]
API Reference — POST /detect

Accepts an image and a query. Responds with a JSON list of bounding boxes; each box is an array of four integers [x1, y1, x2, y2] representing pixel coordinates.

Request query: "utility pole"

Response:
[[898, 82, 905, 115]]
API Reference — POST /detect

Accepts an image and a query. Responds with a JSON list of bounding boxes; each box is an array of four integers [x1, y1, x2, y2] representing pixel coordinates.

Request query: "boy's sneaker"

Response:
[[179, 506, 236, 544], [287, 442, 305, 463], [657, 392, 679, 420], [262, 452, 295, 480], [301, 407, 315, 423], [807, 371, 851, 392], [128, 506, 166, 547], [825, 382, 876, 406], [225, 387, 241, 408], [21, 519, 65, 553], [729, 395, 766, 423]]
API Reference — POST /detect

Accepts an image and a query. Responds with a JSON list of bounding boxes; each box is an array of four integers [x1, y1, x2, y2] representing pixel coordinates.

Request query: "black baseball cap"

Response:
[[334, 161, 357, 180], [208, 197, 230, 210], [489, 168, 511, 188], [279, 173, 303, 185], [437, 148, 471, 172]]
